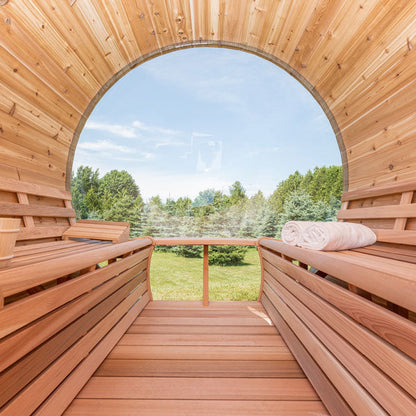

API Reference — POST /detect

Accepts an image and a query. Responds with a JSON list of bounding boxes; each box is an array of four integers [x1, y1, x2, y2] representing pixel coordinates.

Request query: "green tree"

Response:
[[174, 197, 193, 216], [269, 170, 303, 213], [276, 190, 335, 237], [102, 189, 143, 236], [229, 181, 247, 205], [257, 207, 279, 237], [71, 166, 100, 219], [305, 166, 343, 203], [100, 169, 139, 198]]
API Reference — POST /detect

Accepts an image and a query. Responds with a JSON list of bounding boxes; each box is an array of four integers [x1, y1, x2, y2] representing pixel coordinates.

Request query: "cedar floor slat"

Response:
[[95, 359, 304, 378], [65, 301, 328, 415], [127, 324, 279, 335], [118, 333, 286, 346], [65, 399, 329, 416]]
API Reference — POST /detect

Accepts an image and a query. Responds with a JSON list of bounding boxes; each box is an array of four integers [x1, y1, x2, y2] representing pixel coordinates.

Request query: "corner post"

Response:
[[203, 244, 209, 306]]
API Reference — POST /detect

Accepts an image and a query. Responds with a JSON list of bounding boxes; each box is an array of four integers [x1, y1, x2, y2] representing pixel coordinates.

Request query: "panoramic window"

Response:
[[73, 48, 341, 300]]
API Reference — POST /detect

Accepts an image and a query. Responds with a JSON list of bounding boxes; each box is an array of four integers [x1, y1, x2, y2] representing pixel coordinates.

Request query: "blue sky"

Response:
[[74, 48, 341, 201]]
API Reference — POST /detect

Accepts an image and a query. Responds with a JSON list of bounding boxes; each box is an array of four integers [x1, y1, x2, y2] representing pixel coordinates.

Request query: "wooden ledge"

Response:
[[154, 238, 257, 246], [63, 220, 130, 243]]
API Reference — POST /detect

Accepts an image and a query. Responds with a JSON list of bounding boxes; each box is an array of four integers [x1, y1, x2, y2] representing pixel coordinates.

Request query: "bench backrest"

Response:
[[0, 177, 75, 244], [338, 179, 416, 247]]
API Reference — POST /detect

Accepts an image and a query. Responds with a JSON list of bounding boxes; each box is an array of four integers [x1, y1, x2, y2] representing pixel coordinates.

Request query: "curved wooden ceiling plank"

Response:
[[0, 47, 79, 130], [304, 0, 381, 87], [35, 0, 112, 87], [326, 2, 416, 112], [97, 0, 142, 62], [4, 1, 101, 101], [0, 83, 72, 146], [0, 13, 91, 111], [73, 0, 130, 72], [289, 0, 348, 72]]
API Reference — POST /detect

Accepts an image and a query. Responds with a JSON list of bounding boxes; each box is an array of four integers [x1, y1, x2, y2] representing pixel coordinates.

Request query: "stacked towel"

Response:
[[281, 221, 314, 246], [282, 221, 376, 251]]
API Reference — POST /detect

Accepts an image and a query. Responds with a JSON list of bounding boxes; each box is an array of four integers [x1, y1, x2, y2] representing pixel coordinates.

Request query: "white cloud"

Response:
[[78, 140, 131, 153], [84, 121, 137, 138], [132, 120, 182, 136], [192, 132, 213, 138], [154, 139, 187, 149]]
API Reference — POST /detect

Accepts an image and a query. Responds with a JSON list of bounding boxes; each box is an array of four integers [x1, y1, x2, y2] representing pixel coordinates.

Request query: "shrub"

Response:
[[209, 245, 248, 266], [172, 245, 203, 258]]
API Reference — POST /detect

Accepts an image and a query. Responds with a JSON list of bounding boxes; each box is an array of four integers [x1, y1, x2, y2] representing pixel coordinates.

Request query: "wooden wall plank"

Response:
[[0, 1, 415, 191]]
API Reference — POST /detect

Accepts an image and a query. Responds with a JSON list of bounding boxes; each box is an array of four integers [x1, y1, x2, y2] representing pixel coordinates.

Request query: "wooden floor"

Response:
[[65, 301, 328, 416]]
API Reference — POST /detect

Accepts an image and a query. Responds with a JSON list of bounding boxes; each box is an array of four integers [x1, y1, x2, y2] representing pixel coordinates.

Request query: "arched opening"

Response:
[[68, 42, 348, 192], [71, 46, 343, 301]]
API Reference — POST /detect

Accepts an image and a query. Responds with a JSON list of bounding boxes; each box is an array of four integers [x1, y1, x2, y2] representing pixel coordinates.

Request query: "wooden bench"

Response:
[[63, 220, 130, 243], [0, 236, 154, 415], [258, 235, 416, 416]]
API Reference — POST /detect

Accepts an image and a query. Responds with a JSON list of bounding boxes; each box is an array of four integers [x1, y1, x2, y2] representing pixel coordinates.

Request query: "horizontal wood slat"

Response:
[[17, 225, 70, 241], [63, 220, 130, 243], [342, 179, 416, 201], [0, 177, 72, 200], [77, 377, 319, 401], [0, 201, 75, 217], [65, 399, 328, 416], [337, 203, 416, 219], [95, 359, 303, 378], [374, 229, 416, 245]]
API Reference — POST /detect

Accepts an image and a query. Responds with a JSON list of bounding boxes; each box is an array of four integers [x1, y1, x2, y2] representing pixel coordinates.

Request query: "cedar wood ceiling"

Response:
[[0, 0, 415, 193]]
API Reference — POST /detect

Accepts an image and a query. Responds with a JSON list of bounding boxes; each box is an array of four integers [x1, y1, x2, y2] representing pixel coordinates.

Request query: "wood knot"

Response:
[[0, 0, 9, 6], [388, 164, 394, 170]]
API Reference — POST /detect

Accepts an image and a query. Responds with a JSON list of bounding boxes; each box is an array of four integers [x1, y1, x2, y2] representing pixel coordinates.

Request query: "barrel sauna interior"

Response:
[[0, 1, 416, 415]]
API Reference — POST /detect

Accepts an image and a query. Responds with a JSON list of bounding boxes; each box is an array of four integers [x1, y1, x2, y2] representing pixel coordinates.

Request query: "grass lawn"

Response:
[[150, 247, 261, 301]]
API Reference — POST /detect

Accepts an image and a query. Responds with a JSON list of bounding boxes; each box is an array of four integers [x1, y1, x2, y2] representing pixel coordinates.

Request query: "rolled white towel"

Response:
[[281, 221, 315, 246], [301, 222, 377, 251]]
